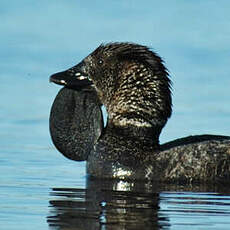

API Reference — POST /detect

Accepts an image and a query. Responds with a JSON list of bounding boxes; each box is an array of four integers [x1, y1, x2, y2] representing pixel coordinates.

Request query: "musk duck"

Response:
[[49, 42, 230, 183]]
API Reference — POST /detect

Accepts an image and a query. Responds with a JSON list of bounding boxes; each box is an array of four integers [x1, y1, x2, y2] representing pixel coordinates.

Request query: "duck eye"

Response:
[[98, 59, 103, 65]]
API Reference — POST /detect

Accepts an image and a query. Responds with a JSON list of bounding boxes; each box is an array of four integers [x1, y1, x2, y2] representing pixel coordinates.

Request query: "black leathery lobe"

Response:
[[49, 87, 103, 161]]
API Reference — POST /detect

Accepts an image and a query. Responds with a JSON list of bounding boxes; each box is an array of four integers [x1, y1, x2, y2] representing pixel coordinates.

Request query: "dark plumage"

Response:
[[49, 42, 230, 183]]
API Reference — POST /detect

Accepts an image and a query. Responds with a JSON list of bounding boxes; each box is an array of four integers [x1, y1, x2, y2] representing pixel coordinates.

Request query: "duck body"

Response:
[[87, 126, 230, 182], [49, 42, 230, 183]]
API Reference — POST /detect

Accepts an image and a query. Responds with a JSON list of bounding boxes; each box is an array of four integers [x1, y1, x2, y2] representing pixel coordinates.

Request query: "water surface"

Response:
[[48, 180, 230, 230]]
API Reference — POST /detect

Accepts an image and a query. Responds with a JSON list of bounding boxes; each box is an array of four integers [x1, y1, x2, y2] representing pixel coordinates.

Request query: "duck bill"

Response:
[[49, 61, 92, 89]]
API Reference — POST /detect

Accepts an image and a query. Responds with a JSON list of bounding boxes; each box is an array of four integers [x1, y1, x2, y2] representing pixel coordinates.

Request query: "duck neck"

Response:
[[106, 120, 161, 149]]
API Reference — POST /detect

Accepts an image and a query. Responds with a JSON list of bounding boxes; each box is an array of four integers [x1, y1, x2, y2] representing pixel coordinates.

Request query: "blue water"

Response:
[[1, 1, 230, 229]]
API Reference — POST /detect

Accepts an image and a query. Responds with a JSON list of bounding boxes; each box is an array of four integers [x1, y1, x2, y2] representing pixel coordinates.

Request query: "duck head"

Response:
[[50, 42, 172, 142]]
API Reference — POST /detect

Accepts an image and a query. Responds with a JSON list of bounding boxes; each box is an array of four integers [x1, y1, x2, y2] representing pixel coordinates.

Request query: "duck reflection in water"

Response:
[[48, 178, 168, 229], [48, 178, 230, 229], [49, 42, 230, 183]]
